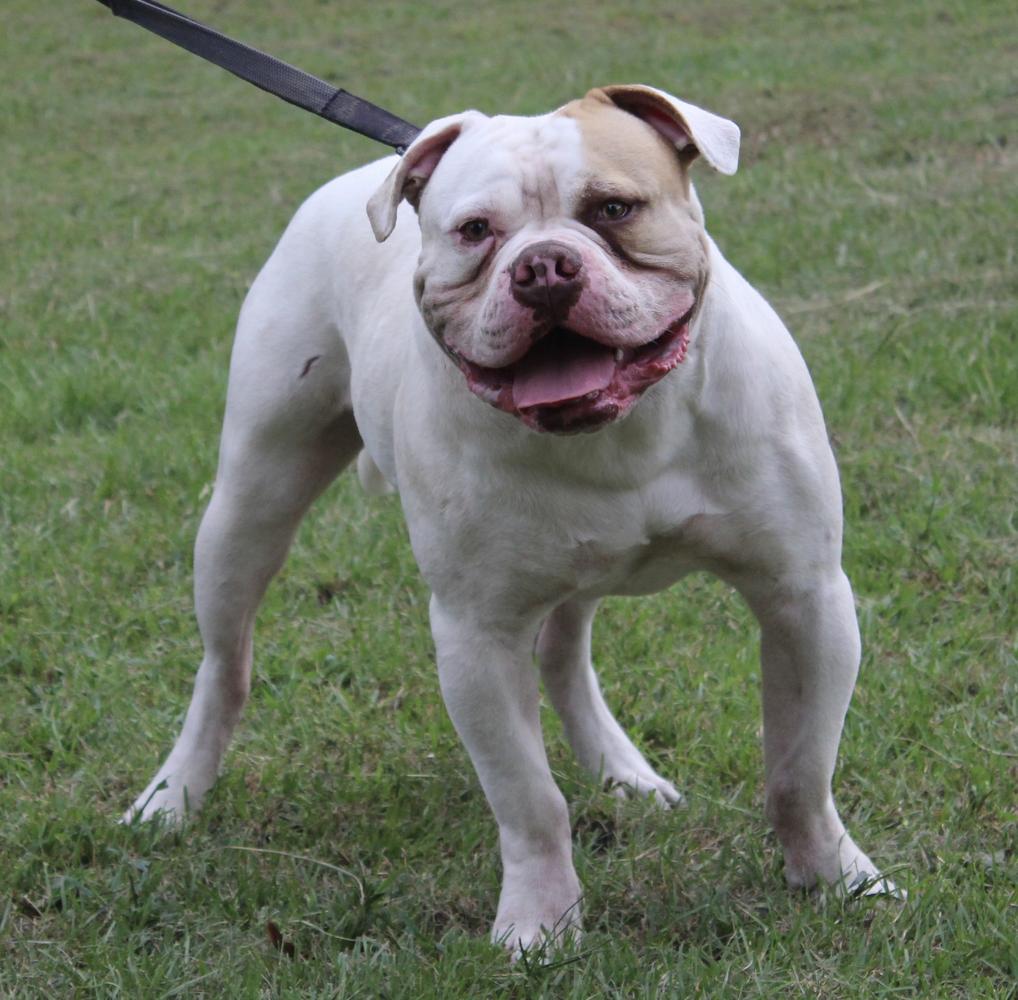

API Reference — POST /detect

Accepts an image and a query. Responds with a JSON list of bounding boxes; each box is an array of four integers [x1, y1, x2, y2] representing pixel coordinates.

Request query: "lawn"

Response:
[[1, 0, 1015, 996]]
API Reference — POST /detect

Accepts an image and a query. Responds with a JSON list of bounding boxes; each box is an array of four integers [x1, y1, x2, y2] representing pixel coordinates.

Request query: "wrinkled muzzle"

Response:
[[430, 236, 698, 434]]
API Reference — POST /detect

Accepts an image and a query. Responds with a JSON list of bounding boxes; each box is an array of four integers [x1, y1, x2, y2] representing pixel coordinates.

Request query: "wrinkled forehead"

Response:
[[558, 96, 686, 195], [422, 101, 682, 224], [421, 113, 584, 223]]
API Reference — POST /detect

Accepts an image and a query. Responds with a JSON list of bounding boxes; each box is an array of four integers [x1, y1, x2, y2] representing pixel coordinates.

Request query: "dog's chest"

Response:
[[556, 478, 732, 598], [565, 515, 723, 596]]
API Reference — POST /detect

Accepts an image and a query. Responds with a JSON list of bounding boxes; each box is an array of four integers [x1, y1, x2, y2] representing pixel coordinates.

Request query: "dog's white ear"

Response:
[[594, 85, 740, 175], [366, 111, 483, 242]]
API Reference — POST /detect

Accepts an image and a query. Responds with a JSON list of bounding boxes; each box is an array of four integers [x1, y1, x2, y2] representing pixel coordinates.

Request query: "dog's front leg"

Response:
[[744, 570, 893, 895], [429, 596, 582, 956]]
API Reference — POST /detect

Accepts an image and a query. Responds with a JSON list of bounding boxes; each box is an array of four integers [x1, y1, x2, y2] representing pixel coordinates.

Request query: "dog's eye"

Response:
[[598, 200, 632, 222], [459, 218, 491, 243]]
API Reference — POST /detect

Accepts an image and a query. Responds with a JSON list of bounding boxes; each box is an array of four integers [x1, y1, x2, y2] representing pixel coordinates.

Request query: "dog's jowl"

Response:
[[127, 85, 895, 955]]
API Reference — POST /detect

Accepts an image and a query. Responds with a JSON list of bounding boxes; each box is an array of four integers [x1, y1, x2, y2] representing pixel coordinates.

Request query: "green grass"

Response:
[[2, 0, 1015, 995]]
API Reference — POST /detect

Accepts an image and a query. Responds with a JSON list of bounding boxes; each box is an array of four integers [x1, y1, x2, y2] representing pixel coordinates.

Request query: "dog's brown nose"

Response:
[[510, 241, 584, 314]]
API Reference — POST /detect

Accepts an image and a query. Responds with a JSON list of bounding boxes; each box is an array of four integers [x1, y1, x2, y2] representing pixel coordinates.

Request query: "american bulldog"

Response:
[[127, 85, 894, 953]]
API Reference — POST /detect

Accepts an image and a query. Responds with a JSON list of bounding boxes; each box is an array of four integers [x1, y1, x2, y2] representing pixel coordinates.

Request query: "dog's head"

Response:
[[367, 86, 740, 434]]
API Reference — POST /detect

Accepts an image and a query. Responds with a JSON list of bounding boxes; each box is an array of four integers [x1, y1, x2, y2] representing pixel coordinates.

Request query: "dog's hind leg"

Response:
[[127, 255, 361, 823], [537, 599, 682, 806]]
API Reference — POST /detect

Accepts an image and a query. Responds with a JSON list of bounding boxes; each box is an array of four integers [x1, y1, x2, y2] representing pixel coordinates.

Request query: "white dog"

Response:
[[127, 85, 893, 953]]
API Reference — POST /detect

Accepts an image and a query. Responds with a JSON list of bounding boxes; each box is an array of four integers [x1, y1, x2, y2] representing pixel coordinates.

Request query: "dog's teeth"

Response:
[[615, 348, 624, 362]]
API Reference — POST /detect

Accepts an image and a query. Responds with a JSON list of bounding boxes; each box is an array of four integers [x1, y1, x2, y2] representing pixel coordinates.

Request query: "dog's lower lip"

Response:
[[627, 306, 694, 363], [461, 308, 693, 383]]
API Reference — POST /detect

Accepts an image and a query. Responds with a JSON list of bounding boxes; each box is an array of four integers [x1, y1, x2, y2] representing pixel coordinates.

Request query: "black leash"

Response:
[[94, 0, 421, 154]]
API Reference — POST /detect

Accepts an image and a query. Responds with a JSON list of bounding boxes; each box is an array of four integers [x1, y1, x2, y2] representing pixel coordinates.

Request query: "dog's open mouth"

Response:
[[451, 307, 694, 433]]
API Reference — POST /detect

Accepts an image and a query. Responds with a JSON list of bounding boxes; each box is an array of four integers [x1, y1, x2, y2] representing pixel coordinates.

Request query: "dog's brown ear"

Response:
[[367, 111, 484, 242], [592, 85, 740, 175]]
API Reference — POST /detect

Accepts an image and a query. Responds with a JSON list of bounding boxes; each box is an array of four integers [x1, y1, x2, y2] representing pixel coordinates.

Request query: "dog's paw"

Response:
[[121, 789, 185, 827], [843, 871, 906, 900], [492, 862, 582, 960], [784, 829, 905, 901], [604, 765, 684, 808], [492, 900, 583, 962], [121, 772, 201, 827]]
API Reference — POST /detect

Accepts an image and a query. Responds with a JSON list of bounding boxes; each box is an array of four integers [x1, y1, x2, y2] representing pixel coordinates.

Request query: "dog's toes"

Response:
[[121, 799, 185, 828], [492, 870, 583, 962], [642, 778, 685, 809], [605, 770, 684, 808], [845, 871, 907, 901], [652, 778, 685, 808], [493, 907, 583, 963], [121, 776, 195, 827]]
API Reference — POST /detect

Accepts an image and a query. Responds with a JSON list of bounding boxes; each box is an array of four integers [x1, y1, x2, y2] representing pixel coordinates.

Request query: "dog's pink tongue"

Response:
[[511, 333, 616, 409]]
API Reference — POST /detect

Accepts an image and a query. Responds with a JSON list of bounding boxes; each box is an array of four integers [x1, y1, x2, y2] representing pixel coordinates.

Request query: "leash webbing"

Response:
[[94, 0, 421, 153]]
